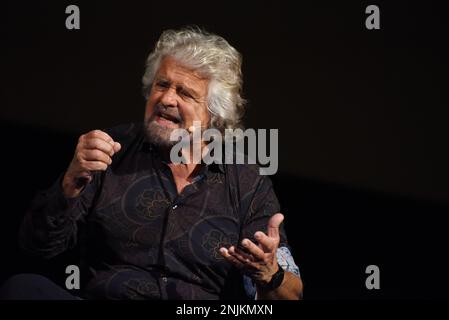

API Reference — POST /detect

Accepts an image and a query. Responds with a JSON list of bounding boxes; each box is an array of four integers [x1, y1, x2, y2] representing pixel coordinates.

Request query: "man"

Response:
[[3, 27, 302, 300]]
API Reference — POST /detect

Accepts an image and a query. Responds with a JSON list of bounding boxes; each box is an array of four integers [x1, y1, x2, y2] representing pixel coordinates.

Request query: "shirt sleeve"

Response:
[[19, 172, 101, 259], [240, 174, 290, 251]]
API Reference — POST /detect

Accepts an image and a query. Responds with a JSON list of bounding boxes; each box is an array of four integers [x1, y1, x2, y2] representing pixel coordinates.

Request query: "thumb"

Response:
[[267, 213, 284, 239]]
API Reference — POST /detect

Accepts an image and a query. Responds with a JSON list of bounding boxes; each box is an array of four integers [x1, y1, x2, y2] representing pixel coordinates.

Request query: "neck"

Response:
[[156, 144, 206, 181], [168, 162, 202, 181]]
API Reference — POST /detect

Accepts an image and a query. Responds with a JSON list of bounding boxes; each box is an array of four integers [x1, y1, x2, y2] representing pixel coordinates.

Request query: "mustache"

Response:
[[152, 103, 182, 123]]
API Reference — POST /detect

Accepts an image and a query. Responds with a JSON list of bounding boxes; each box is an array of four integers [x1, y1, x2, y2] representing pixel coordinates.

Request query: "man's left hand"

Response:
[[219, 213, 284, 285]]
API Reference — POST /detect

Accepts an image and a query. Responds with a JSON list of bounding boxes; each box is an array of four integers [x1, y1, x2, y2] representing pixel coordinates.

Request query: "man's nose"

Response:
[[160, 87, 178, 108]]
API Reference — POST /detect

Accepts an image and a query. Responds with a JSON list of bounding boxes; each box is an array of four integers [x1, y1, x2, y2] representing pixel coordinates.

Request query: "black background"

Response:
[[1, 0, 449, 299]]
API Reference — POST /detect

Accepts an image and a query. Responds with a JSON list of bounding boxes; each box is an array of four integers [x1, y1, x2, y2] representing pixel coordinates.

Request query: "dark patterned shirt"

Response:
[[20, 122, 299, 300]]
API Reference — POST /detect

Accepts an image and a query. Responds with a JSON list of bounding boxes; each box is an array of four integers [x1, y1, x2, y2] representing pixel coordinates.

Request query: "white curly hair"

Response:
[[142, 26, 246, 132]]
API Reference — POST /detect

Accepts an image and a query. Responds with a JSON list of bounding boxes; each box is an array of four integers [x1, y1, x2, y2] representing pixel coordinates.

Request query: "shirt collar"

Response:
[[139, 135, 224, 174]]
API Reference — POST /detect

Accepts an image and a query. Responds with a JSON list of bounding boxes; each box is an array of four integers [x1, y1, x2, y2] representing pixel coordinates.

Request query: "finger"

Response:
[[86, 130, 115, 145], [254, 231, 277, 252], [229, 247, 261, 270], [82, 160, 108, 171], [82, 149, 112, 165], [82, 138, 115, 156], [219, 247, 245, 269], [267, 213, 284, 239], [240, 238, 265, 260], [228, 246, 247, 262], [235, 248, 255, 262], [235, 245, 255, 261], [113, 142, 121, 153], [229, 246, 252, 264]]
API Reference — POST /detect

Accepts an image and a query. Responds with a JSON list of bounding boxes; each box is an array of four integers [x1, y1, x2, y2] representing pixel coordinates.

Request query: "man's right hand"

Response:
[[62, 130, 121, 198]]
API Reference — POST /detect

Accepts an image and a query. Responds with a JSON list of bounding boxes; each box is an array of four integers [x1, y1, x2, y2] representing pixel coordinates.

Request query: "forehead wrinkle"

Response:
[[156, 57, 209, 97]]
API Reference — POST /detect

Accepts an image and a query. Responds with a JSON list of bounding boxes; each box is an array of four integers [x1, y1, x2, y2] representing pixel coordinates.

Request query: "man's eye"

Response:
[[180, 90, 193, 99], [156, 81, 169, 88]]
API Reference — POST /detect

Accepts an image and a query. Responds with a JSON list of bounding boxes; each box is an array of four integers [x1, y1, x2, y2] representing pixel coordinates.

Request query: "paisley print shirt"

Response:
[[20, 122, 299, 299]]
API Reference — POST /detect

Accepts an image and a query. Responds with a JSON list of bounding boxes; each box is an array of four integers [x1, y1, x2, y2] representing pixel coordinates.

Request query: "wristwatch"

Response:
[[257, 263, 285, 292]]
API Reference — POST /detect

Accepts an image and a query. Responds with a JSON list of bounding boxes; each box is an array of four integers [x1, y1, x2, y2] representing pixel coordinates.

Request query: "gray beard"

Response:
[[144, 118, 180, 148]]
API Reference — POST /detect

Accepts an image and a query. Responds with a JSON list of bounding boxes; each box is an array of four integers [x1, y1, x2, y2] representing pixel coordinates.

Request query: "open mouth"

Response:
[[156, 111, 181, 127]]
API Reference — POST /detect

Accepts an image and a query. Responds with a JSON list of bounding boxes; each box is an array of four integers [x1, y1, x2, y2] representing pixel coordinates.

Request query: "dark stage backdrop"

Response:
[[1, 1, 448, 299]]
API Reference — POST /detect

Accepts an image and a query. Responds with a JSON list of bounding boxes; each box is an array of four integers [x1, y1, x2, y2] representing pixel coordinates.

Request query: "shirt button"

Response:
[[172, 204, 178, 210]]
